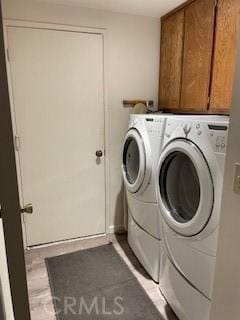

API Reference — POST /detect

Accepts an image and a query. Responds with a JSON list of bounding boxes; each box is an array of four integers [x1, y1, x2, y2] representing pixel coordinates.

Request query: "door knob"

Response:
[[96, 150, 103, 158], [21, 204, 33, 214]]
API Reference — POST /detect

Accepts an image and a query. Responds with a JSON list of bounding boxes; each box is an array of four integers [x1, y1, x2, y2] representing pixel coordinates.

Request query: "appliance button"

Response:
[[221, 143, 226, 148], [216, 142, 220, 148], [197, 130, 202, 135], [196, 124, 200, 129]]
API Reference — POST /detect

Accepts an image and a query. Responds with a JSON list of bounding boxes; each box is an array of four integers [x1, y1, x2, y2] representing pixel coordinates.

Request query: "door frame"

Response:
[[3, 19, 110, 247], [0, 4, 31, 319]]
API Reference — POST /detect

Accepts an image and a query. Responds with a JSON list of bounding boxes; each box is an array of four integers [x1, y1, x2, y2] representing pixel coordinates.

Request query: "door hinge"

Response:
[[6, 48, 10, 62], [14, 135, 21, 151]]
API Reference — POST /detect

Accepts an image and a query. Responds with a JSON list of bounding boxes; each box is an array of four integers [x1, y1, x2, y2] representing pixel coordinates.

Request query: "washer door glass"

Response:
[[160, 151, 201, 223], [123, 137, 140, 184]]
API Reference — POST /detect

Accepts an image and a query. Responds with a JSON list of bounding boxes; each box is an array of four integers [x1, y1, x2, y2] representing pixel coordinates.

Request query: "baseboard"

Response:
[[108, 225, 126, 234]]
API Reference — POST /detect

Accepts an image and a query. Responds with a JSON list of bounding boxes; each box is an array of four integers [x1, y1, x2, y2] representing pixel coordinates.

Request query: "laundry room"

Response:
[[0, 0, 239, 320]]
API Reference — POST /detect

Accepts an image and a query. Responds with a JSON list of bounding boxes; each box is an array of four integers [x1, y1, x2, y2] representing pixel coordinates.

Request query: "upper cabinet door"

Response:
[[180, 0, 216, 112], [209, 0, 240, 113], [159, 10, 184, 110]]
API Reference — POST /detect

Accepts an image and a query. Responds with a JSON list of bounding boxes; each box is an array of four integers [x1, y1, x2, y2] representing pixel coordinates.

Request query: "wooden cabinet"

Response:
[[159, 11, 184, 110], [159, 0, 240, 114], [209, 0, 240, 113], [180, 0, 215, 112]]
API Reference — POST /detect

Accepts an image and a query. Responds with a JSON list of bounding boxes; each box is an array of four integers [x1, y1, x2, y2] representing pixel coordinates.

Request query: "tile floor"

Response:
[[25, 233, 178, 320]]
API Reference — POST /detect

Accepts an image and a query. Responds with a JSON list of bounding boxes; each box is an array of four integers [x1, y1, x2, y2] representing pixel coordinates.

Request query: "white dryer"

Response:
[[156, 116, 229, 320], [122, 114, 166, 282]]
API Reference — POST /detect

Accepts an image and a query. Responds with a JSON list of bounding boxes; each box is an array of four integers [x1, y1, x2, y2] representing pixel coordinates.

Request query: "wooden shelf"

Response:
[[123, 100, 154, 108]]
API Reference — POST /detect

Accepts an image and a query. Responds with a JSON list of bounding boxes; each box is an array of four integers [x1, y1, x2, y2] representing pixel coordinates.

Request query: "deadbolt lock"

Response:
[[21, 204, 33, 214]]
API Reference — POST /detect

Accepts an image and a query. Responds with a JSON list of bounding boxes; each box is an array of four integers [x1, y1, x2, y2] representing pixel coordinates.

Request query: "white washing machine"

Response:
[[122, 114, 167, 282], [156, 116, 229, 320]]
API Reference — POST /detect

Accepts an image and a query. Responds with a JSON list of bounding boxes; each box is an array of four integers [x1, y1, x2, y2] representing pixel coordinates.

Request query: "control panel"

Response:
[[165, 121, 228, 151], [146, 118, 165, 136], [208, 124, 228, 154]]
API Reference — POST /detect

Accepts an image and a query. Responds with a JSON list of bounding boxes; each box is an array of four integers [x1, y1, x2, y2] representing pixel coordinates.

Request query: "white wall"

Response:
[[2, 0, 160, 232], [210, 31, 240, 319]]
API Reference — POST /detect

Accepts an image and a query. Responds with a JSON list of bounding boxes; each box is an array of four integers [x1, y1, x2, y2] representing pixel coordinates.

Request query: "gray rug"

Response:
[[46, 243, 163, 319]]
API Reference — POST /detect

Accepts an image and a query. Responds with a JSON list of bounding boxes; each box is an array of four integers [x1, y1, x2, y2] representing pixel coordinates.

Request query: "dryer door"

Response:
[[158, 139, 214, 236], [122, 128, 151, 194]]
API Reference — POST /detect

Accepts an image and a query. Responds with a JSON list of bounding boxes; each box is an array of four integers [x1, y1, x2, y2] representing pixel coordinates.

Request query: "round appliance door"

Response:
[[122, 129, 151, 194], [158, 139, 214, 237]]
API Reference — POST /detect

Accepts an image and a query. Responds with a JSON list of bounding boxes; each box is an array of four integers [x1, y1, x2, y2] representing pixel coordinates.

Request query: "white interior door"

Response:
[[6, 26, 106, 246]]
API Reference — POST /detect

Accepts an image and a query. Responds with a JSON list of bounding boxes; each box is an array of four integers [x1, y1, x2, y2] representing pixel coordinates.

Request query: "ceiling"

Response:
[[39, 0, 186, 18]]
